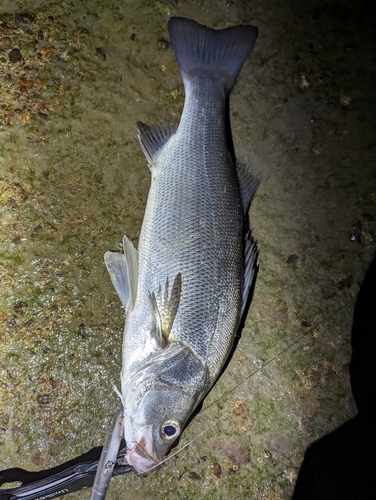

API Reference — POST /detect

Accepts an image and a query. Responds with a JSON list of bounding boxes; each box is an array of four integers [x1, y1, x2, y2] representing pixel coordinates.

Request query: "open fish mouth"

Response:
[[127, 431, 160, 474]]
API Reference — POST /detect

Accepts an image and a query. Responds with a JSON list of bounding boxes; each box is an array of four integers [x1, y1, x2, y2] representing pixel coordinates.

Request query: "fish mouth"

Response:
[[127, 433, 160, 474]]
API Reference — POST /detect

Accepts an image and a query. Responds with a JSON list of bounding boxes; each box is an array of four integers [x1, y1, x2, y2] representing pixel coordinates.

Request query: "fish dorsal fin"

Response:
[[137, 121, 178, 168], [242, 232, 258, 317], [104, 236, 138, 312], [236, 161, 261, 214]]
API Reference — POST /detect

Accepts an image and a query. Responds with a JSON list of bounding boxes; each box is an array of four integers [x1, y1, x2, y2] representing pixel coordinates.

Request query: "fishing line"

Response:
[[133, 329, 310, 475]]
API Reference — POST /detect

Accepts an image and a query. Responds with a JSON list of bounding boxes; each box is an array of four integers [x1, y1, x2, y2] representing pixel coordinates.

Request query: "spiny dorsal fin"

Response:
[[104, 236, 138, 312], [137, 121, 178, 168], [236, 162, 261, 214]]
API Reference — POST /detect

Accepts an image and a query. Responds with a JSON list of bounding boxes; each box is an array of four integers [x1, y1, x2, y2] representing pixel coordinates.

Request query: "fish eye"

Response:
[[161, 420, 180, 439]]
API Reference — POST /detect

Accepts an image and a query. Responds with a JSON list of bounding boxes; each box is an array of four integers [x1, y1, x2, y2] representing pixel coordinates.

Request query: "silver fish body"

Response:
[[105, 17, 259, 474]]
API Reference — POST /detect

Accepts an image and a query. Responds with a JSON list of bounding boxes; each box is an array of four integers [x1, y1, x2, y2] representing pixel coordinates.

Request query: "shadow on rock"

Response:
[[293, 253, 376, 500]]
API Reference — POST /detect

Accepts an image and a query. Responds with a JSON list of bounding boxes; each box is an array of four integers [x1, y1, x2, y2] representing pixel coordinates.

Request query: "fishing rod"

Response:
[[0, 405, 132, 500], [0, 331, 310, 499]]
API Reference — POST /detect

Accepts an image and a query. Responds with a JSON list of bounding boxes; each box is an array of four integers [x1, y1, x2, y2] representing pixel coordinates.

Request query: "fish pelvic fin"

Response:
[[168, 17, 258, 92], [148, 292, 164, 347], [149, 273, 182, 348], [104, 235, 138, 312], [137, 122, 178, 168]]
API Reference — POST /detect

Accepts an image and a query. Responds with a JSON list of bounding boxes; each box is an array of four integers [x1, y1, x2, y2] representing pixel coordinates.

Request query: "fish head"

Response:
[[124, 382, 192, 473], [123, 344, 209, 474]]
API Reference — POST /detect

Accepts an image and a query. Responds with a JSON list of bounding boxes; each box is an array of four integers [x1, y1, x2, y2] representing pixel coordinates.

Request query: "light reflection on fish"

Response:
[[105, 17, 259, 474]]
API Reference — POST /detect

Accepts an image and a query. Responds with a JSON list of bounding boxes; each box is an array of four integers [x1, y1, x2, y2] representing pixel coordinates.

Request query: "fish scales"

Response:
[[134, 76, 243, 378], [104, 17, 259, 474]]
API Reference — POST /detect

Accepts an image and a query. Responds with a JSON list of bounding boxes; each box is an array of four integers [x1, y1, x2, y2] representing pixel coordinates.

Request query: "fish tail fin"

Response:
[[168, 17, 258, 91]]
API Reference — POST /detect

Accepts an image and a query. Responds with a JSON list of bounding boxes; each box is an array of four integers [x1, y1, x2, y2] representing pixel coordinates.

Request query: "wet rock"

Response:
[[54, 433, 65, 443], [0, 37, 11, 49], [340, 94, 351, 107], [301, 319, 311, 328], [186, 471, 202, 481], [7, 196, 17, 207], [320, 279, 337, 299], [271, 307, 288, 322], [78, 322, 86, 338], [212, 436, 252, 466], [7, 316, 17, 328], [95, 47, 106, 60], [9, 48, 22, 63], [210, 462, 222, 478], [158, 38, 170, 50], [263, 449, 272, 459], [32, 452, 44, 466], [31, 224, 42, 238], [49, 377, 58, 389], [266, 434, 293, 458], [336, 275, 353, 290], [13, 301, 27, 315], [226, 442, 251, 465], [362, 213, 374, 221], [232, 400, 253, 430], [227, 465, 238, 476], [342, 362, 350, 373], [15, 13, 35, 24], [320, 275, 353, 299], [37, 394, 54, 405], [349, 220, 363, 244], [286, 253, 299, 264]]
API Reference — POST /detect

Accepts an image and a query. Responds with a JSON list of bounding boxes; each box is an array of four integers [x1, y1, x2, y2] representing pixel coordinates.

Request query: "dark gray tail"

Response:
[[168, 17, 258, 92]]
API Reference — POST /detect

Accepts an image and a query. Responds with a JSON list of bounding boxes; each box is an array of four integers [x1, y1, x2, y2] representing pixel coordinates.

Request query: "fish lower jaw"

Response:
[[127, 444, 160, 474]]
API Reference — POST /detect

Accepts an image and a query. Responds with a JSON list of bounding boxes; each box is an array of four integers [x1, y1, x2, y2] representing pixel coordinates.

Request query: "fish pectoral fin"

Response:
[[242, 232, 258, 317], [137, 121, 178, 168], [236, 161, 261, 215], [104, 236, 138, 311]]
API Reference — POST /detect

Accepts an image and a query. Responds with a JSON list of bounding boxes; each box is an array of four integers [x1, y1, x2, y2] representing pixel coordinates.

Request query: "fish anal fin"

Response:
[[242, 232, 258, 317], [236, 161, 261, 215]]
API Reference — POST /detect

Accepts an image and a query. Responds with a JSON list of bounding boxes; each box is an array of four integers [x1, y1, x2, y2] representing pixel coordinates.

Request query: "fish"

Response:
[[104, 16, 259, 474]]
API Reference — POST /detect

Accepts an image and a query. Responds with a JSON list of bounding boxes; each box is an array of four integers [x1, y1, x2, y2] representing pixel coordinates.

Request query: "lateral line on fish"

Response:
[[132, 330, 311, 475]]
